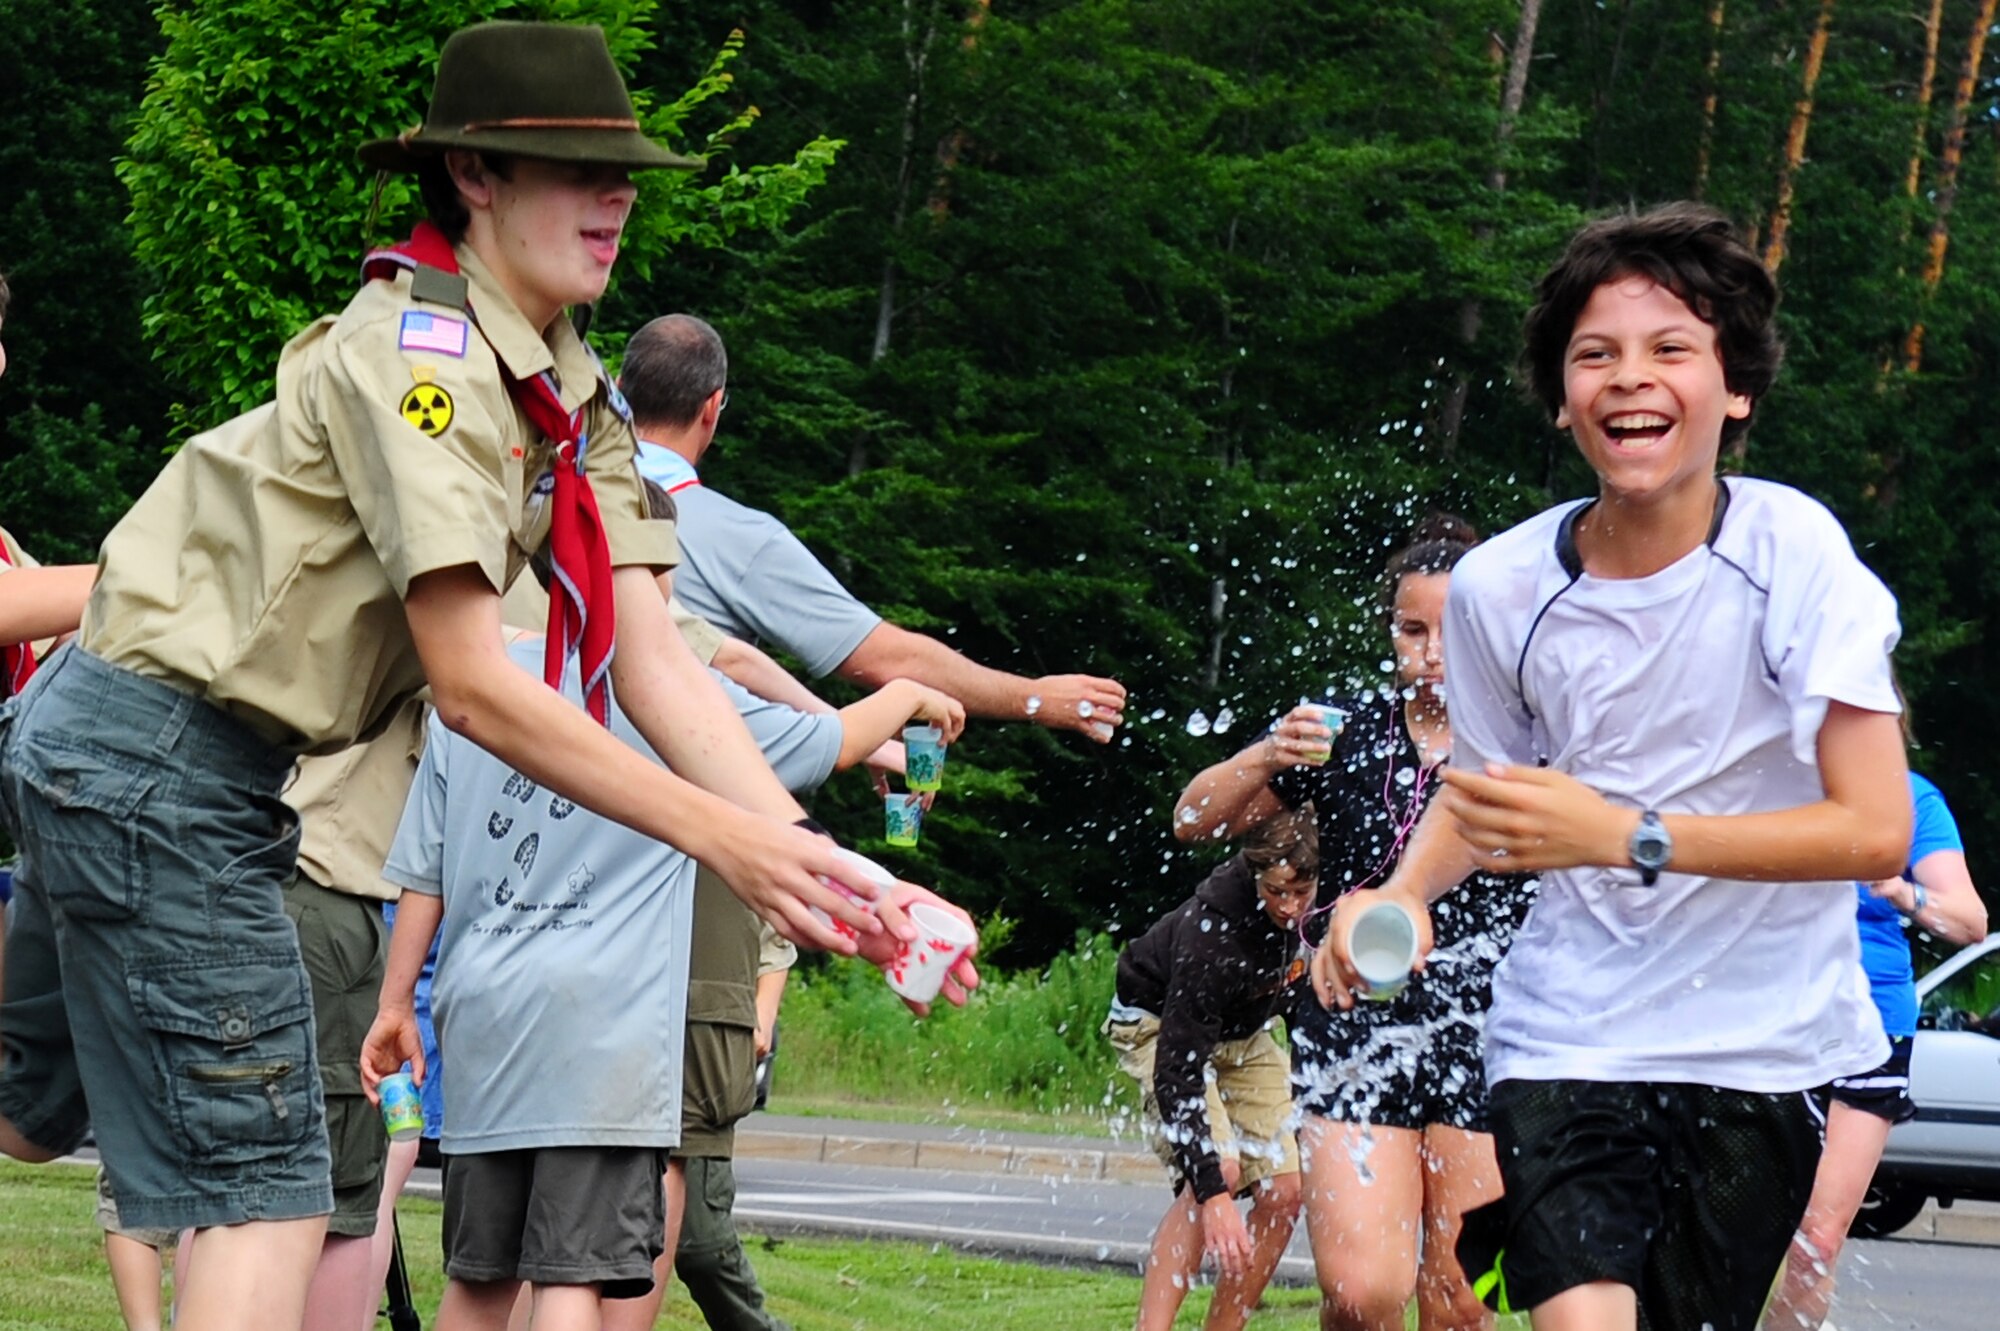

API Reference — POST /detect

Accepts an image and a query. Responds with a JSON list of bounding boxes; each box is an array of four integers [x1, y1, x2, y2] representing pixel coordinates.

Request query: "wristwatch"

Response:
[[1628, 810, 1672, 886]]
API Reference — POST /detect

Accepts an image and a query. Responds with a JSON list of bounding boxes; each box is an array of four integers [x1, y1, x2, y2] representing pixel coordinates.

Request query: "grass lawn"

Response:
[[1, 1162, 1525, 1330], [0, 1161, 1321, 1330]]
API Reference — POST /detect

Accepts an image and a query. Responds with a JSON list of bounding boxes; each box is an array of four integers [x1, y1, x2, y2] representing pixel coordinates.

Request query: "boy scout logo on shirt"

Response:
[[399, 383, 455, 436]]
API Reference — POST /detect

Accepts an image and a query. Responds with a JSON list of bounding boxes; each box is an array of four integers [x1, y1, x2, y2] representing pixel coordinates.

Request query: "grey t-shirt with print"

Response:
[[384, 639, 695, 1153]]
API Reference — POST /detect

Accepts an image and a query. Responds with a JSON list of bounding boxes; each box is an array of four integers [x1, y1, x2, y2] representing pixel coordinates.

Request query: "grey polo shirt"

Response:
[[636, 443, 882, 677]]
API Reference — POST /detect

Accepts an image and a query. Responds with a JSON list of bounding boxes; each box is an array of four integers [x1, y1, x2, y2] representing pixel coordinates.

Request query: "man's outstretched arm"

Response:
[[838, 621, 1126, 742]]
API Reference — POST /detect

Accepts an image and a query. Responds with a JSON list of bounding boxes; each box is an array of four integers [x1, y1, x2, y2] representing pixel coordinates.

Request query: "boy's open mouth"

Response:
[[581, 228, 621, 263], [1601, 411, 1673, 446]]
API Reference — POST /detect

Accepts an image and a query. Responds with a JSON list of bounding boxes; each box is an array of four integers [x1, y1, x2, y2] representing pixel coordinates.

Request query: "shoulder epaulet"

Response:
[[409, 264, 468, 311]]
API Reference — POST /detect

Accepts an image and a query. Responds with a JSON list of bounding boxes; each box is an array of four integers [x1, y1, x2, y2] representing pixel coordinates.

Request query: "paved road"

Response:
[[730, 1155, 1999, 1329]]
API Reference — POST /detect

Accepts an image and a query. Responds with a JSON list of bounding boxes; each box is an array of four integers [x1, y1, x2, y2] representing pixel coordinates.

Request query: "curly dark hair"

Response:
[[1520, 202, 1782, 454]]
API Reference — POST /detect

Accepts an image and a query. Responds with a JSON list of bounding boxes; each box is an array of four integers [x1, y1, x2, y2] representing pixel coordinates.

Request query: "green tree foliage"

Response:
[[0, 0, 166, 560], [5, 0, 1998, 956], [119, 0, 839, 433]]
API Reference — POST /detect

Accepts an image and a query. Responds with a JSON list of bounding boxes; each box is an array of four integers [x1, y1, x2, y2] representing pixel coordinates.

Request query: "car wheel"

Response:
[[1849, 1182, 1927, 1239]]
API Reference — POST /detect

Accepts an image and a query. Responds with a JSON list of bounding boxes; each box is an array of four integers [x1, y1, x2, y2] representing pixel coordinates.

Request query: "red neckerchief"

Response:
[[362, 224, 618, 724], [0, 545, 36, 698]]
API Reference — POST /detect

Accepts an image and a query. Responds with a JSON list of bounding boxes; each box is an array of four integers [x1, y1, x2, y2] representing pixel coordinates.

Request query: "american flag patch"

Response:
[[399, 311, 469, 357]]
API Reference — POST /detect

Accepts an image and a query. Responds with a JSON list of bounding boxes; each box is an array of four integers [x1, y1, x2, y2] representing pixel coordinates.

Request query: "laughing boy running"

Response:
[[1316, 203, 1909, 1331]]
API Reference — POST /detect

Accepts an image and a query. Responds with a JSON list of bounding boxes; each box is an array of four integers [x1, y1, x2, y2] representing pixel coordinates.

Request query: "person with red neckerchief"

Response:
[[0, 27, 951, 1331]]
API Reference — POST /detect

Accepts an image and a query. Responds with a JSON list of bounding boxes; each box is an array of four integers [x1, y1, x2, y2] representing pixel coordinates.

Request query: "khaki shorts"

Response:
[[1106, 1011, 1299, 1194], [94, 1166, 180, 1251], [674, 1020, 757, 1160], [281, 872, 391, 1237]]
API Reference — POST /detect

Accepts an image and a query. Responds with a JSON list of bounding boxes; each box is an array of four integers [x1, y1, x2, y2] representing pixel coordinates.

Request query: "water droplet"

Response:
[[1213, 707, 1235, 733], [1025, 695, 1043, 716], [1077, 699, 1095, 718], [1186, 710, 1213, 737]]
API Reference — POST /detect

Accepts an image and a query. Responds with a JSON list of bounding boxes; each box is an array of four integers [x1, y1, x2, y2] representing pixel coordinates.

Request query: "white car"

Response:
[[1855, 934, 2000, 1237]]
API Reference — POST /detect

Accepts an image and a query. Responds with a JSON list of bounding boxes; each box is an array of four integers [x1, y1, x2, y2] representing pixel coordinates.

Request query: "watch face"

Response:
[[1640, 815, 1672, 867]]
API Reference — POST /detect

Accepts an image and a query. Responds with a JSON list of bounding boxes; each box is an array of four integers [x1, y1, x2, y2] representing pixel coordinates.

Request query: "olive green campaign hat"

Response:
[[358, 22, 702, 173]]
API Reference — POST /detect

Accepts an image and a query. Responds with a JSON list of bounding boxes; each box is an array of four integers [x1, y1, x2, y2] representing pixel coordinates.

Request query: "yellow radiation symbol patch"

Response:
[[399, 383, 455, 437]]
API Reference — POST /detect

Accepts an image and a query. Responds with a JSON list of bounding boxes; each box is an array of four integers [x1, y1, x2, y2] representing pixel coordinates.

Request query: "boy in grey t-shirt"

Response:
[[362, 633, 971, 1322], [367, 638, 698, 1316]]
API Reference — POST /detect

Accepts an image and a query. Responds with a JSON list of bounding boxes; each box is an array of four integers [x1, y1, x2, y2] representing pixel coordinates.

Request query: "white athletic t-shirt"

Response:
[[1446, 478, 1897, 1092]]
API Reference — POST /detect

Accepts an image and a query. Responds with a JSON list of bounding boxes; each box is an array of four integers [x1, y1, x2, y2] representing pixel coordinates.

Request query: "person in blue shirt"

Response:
[[1764, 767, 1988, 1330]]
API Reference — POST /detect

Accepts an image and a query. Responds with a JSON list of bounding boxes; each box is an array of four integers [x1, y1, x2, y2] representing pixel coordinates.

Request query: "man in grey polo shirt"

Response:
[[621, 314, 1127, 741]]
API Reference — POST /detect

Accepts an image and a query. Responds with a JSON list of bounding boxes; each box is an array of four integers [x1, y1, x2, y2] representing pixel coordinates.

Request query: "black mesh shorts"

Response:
[[1460, 1078, 1823, 1329], [1829, 1035, 1915, 1124]]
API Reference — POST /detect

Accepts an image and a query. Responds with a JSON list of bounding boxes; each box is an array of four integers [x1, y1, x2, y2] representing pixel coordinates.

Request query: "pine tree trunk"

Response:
[[927, 0, 990, 219], [1437, 0, 1543, 455], [1902, 0, 1996, 374], [859, 0, 945, 481], [1692, 0, 1726, 198], [1762, 0, 1835, 275], [1904, 0, 1946, 199]]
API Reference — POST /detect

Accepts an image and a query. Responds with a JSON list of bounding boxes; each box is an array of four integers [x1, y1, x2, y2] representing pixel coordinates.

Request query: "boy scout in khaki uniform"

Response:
[[0, 24, 914, 1331]]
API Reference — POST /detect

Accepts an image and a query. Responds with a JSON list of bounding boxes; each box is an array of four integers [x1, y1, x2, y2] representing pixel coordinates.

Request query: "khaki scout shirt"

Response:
[[80, 245, 678, 756], [281, 578, 721, 901], [283, 697, 426, 902]]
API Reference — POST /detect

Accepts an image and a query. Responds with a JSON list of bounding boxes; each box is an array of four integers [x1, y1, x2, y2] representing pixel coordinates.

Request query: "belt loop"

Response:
[[151, 690, 195, 760]]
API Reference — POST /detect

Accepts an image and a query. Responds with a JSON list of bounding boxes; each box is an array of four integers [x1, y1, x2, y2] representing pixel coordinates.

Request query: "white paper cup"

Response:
[[883, 902, 978, 1004], [813, 850, 895, 940], [1350, 898, 1419, 1001]]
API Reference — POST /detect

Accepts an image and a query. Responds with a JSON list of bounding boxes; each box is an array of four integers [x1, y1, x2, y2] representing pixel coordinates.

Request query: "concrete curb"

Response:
[[1904, 1200, 2000, 1247], [738, 1126, 1165, 1186]]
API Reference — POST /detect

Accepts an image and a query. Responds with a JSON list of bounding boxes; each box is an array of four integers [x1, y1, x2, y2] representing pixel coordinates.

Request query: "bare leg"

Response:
[[104, 1231, 167, 1331], [1531, 1282, 1635, 1331], [528, 1285, 605, 1331], [1414, 1125, 1500, 1331], [1299, 1116, 1423, 1331], [1205, 1171, 1302, 1331], [598, 1161, 682, 1331], [438, 1277, 526, 1331], [175, 1216, 330, 1331], [301, 1236, 376, 1331], [360, 1136, 423, 1331], [1136, 1160, 1242, 1331], [1762, 1101, 1894, 1330], [0, 1115, 60, 1162]]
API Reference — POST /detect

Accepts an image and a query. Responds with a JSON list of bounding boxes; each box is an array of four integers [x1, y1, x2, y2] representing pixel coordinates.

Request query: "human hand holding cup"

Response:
[[377, 1071, 425, 1141], [1271, 702, 1344, 769], [1312, 888, 1432, 1010], [1348, 897, 1421, 1001], [880, 901, 979, 1009]]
